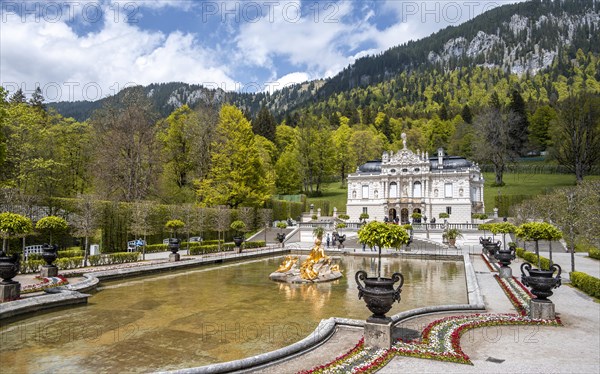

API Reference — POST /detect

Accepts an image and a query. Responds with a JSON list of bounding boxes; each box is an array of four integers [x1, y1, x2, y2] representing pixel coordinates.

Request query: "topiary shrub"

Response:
[[515, 247, 551, 270]]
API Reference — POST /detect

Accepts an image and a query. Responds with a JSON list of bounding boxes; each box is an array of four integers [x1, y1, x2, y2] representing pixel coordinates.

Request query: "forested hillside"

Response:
[[3, 0, 599, 209]]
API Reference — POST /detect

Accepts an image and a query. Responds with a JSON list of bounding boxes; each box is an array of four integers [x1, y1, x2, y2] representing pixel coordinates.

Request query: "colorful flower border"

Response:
[[481, 253, 498, 272], [21, 275, 69, 294], [300, 264, 562, 373]]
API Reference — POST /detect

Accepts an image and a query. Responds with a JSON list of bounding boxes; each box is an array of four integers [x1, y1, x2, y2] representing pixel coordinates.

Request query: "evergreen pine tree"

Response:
[[461, 104, 473, 124], [509, 90, 530, 154], [253, 106, 276, 142], [29, 87, 45, 111], [9, 89, 26, 104]]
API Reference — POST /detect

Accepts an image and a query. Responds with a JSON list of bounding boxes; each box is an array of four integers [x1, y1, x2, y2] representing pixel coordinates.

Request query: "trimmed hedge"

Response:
[[58, 249, 84, 258], [515, 247, 551, 270], [55, 256, 85, 270], [145, 244, 168, 253], [89, 252, 140, 266], [570, 271, 600, 299], [588, 247, 600, 260], [19, 259, 45, 274], [188, 243, 235, 255], [242, 240, 266, 249]]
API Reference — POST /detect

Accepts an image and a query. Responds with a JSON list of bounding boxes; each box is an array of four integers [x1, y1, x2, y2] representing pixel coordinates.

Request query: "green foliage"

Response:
[[444, 228, 463, 240], [35, 216, 68, 244], [495, 194, 529, 217], [55, 257, 85, 270], [516, 222, 563, 242], [489, 222, 517, 234], [359, 213, 370, 221], [472, 213, 488, 219], [569, 272, 600, 299], [411, 212, 422, 219], [88, 252, 140, 266], [313, 227, 325, 240], [338, 214, 350, 220], [165, 219, 185, 233], [57, 249, 84, 258], [357, 221, 410, 249], [196, 105, 274, 208], [439, 212, 450, 218], [335, 223, 347, 230], [230, 220, 246, 233], [276, 221, 288, 229], [589, 247, 600, 260], [19, 259, 45, 274], [0, 212, 33, 240], [145, 244, 168, 253], [267, 198, 304, 221], [515, 247, 551, 270], [188, 243, 235, 255]]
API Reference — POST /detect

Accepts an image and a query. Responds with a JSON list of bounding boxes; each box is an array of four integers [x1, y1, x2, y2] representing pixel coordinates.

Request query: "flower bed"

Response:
[[480, 253, 498, 272], [300, 268, 562, 373], [21, 275, 69, 294]]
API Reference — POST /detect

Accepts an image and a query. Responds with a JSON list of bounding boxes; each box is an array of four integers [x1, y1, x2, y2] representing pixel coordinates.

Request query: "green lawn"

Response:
[[305, 174, 599, 216], [482, 172, 600, 211]]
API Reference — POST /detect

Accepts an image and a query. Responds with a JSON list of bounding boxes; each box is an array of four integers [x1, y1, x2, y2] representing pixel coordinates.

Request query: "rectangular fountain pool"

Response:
[[0, 255, 466, 373]]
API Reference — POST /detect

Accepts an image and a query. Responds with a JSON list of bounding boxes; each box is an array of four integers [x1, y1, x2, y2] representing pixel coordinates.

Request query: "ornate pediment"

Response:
[[388, 149, 424, 165]]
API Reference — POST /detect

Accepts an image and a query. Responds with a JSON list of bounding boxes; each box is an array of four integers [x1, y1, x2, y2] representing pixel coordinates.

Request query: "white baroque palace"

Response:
[[346, 134, 485, 223]]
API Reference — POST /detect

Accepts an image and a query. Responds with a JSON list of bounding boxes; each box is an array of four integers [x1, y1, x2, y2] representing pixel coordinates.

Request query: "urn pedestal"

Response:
[[0, 251, 21, 302], [233, 237, 244, 253], [41, 244, 58, 278], [521, 262, 561, 319], [495, 245, 516, 278], [168, 238, 180, 262], [356, 270, 404, 349]]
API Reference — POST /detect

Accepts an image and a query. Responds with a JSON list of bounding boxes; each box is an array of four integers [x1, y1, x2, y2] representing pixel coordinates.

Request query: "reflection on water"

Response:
[[0, 256, 466, 373]]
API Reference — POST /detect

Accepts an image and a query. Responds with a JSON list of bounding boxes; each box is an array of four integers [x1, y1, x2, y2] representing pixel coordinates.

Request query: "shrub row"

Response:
[[55, 256, 85, 270], [58, 249, 84, 258], [19, 259, 46, 274], [89, 252, 140, 266], [570, 271, 600, 299], [588, 247, 600, 260], [242, 241, 266, 249], [145, 244, 167, 253], [515, 247, 551, 270], [188, 244, 236, 255]]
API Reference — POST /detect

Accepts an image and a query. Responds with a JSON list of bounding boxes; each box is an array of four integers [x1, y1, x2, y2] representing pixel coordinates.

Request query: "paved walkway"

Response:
[[252, 250, 600, 373]]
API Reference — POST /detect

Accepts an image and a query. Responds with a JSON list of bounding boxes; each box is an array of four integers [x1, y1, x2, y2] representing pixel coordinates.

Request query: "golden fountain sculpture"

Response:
[[269, 238, 342, 283]]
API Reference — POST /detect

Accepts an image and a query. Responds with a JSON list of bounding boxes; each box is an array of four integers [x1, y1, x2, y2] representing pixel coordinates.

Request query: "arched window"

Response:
[[389, 182, 398, 198], [413, 181, 422, 198]]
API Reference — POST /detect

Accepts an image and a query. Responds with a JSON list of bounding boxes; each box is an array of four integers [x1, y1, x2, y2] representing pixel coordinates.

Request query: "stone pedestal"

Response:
[[529, 299, 555, 320], [0, 282, 20, 302], [41, 265, 58, 278], [499, 266, 512, 279], [169, 253, 180, 262], [364, 318, 393, 350]]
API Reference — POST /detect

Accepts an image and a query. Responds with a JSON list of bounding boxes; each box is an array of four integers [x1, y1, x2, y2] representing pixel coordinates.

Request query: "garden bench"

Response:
[[23, 244, 45, 260]]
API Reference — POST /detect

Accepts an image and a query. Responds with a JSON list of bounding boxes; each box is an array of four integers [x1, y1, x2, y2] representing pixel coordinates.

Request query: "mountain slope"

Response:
[[48, 0, 600, 121]]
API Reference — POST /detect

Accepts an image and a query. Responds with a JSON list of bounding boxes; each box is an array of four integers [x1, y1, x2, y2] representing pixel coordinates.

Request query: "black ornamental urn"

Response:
[[521, 262, 561, 300], [356, 270, 404, 321], [42, 244, 58, 266], [0, 251, 20, 284], [495, 244, 516, 268], [168, 238, 180, 254]]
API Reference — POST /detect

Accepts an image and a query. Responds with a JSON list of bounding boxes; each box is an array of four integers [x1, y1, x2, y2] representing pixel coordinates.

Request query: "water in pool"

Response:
[[0, 255, 466, 373]]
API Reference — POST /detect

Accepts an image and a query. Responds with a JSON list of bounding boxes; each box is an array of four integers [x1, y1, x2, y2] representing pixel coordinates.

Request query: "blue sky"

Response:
[[1, 0, 522, 101]]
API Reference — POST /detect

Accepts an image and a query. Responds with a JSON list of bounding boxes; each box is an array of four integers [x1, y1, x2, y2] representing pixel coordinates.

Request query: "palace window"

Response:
[[413, 181, 422, 198], [362, 185, 369, 199], [389, 182, 398, 198], [444, 183, 453, 198]]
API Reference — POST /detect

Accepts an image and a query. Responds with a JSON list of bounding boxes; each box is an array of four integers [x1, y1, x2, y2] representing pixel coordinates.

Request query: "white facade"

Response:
[[346, 139, 485, 224]]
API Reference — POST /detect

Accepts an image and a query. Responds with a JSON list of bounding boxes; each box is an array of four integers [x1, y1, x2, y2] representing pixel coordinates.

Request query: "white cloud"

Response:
[[265, 72, 311, 94], [0, 3, 237, 101]]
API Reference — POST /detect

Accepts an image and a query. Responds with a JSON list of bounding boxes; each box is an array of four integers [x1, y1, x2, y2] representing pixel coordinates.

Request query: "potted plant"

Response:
[[230, 220, 247, 251], [276, 221, 287, 247], [411, 212, 422, 223], [356, 221, 409, 321], [312, 226, 324, 241], [443, 228, 462, 247], [516, 222, 563, 300]]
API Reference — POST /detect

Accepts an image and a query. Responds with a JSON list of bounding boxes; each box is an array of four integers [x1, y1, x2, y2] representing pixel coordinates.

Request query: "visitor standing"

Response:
[[326, 233, 330, 248]]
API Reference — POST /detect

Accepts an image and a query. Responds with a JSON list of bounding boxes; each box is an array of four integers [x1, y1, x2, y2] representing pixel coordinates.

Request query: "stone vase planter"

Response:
[[233, 237, 244, 251], [495, 246, 516, 268], [276, 233, 286, 244], [521, 262, 561, 300], [0, 252, 20, 284], [42, 244, 58, 266], [483, 241, 501, 259], [168, 238, 180, 254], [356, 270, 404, 320], [338, 235, 346, 248]]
